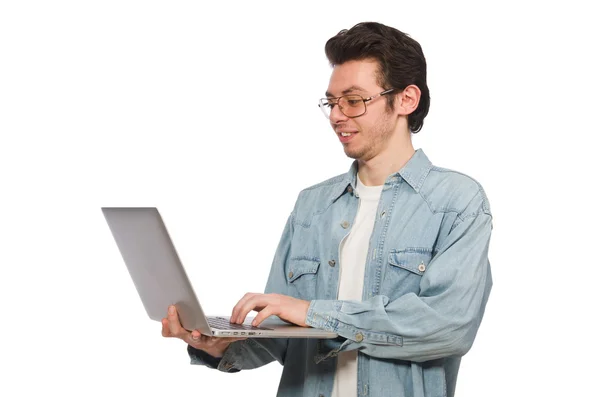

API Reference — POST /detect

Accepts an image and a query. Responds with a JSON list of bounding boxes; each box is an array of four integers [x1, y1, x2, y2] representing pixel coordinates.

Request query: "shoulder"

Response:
[[299, 172, 347, 195], [289, 172, 349, 224], [420, 165, 492, 219]]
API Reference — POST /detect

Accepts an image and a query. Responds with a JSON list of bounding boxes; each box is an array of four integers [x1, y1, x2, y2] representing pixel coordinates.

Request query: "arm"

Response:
[[306, 211, 493, 363]]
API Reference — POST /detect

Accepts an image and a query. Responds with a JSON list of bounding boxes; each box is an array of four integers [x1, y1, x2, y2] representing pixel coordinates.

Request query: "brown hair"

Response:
[[325, 22, 430, 133]]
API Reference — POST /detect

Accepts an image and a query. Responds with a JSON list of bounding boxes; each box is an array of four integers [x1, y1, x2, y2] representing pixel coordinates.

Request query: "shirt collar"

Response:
[[395, 148, 433, 192], [331, 149, 433, 202]]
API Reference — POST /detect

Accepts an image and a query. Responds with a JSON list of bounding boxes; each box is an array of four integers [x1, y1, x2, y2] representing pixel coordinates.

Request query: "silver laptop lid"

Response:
[[102, 207, 211, 333]]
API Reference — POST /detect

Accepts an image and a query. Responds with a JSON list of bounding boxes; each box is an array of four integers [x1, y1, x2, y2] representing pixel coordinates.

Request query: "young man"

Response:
[[162, 22, 493, 397]]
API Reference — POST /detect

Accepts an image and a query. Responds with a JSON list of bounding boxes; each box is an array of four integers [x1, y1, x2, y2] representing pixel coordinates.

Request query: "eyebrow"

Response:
[[325, 85, 367, 97]]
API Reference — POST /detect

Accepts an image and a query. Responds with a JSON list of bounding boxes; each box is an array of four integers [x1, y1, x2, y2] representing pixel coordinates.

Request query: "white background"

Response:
[[1, 1, 598, 396]]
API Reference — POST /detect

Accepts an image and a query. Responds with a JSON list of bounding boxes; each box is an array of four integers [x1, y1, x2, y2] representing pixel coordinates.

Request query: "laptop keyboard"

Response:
[[208, 316, 273, 331]]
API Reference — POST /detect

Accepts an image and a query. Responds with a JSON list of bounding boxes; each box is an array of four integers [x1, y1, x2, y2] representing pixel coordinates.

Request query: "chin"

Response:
[[343, 147, 363, 160]]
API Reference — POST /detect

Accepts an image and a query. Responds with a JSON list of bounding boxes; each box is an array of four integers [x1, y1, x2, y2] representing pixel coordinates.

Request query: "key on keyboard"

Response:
[[208, 317, 272, 330]]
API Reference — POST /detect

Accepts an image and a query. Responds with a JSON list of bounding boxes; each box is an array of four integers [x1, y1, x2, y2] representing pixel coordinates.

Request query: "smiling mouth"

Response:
[[337, 131, 356, 144]]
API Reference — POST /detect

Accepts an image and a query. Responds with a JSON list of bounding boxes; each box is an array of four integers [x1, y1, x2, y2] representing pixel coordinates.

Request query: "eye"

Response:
[[342, 95, 364, 107]]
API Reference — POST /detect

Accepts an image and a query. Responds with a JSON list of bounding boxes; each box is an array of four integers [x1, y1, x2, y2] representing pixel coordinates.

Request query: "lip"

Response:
[[337, 131, 357, 144]]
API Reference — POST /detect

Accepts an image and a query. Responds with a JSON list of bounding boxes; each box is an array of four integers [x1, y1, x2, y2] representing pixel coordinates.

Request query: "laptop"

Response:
[[101, 207, 338, 339]]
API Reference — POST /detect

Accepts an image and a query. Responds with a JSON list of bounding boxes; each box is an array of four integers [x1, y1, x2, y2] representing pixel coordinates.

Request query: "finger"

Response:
[[242, 304, 267, 324], [167, 305, 187, 338], [251, 306, 276, 327], [161, 318, 170, 337], [231, 292, 259, 323], [231, 292, 261, 323], [190, 329, 203, 343], [236, 295, 271, 324], [185, 333, 206, 351], [187, 331, 201, 345], [234, 296, 257, 323]]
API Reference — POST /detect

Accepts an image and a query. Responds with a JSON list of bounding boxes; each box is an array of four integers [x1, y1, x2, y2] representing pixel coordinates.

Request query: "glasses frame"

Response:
[[318, 88, 396, 119]]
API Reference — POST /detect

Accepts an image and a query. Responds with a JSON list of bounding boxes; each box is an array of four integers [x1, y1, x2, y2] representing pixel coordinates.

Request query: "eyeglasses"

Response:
[[318, 88, 395, 119]]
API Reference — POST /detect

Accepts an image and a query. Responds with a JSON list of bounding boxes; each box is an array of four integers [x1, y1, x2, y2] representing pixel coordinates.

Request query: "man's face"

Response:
[[325, 59, 398, 161]]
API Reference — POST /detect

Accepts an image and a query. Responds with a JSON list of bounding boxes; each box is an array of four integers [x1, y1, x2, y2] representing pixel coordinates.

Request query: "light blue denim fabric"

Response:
[[188, 149, 493, 397]]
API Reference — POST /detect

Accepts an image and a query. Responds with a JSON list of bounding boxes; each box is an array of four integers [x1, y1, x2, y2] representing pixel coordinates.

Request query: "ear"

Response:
[[395, 85, 421, 116]]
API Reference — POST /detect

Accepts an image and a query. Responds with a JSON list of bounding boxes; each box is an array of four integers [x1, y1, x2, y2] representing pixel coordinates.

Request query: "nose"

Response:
[[329, 103, 349, 124]]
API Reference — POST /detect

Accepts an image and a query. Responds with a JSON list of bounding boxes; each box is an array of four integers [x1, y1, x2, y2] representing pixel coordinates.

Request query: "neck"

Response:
[[357, 135, 415, 186]]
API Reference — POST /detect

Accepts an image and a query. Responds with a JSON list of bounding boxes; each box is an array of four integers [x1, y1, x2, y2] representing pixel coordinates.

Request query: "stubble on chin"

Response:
[[344, 145, 366, 160]]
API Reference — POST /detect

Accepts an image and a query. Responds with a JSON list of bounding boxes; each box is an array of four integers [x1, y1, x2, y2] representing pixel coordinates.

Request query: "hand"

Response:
[[161, 305, 246, 358], [231, 293, 311, 327]]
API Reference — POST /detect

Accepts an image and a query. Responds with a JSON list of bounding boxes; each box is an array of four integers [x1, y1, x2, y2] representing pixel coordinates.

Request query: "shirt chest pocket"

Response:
[[285, 257, 320, 299], [382, 248, 432, 299]]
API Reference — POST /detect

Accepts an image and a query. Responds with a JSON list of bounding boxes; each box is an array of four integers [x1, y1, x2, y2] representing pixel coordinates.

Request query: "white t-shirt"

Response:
[[331, 175, 383, 397]]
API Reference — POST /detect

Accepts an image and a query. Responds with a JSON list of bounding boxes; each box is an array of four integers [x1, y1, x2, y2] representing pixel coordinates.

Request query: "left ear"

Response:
[[395, 85, 421, 116]]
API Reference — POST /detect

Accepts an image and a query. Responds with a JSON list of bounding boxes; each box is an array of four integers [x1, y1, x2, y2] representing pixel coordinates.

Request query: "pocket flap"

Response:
[[388, 248, 432, 275], [287, 257, 320, 283]]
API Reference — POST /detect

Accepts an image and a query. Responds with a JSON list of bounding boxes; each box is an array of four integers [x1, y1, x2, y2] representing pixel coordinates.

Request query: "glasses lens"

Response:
[[318, 95, 366, 119], [339, 95, 365, 117], [319, 99, 333, 118]]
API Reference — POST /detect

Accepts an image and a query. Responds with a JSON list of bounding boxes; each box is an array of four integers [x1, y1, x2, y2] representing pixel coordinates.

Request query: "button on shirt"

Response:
[[332, 175, 383, 397]]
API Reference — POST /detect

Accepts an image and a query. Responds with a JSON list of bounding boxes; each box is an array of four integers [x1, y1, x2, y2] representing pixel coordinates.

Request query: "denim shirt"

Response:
[[188, 149, 493, 397]]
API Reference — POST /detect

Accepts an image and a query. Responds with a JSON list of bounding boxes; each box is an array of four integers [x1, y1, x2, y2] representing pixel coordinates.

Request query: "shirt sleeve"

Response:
[[305, 210, 493, 363]]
